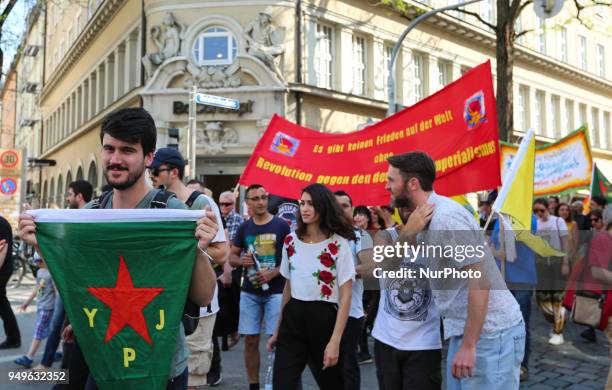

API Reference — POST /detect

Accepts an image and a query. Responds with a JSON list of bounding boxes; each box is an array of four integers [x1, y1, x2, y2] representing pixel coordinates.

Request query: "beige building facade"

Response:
[[36, 0, 611, 205]]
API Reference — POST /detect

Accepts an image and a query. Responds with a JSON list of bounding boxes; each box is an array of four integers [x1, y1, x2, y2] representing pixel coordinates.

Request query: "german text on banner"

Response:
[[30, 209, 204, 390], [240, 61, 501, 205], [500, 127, 593, 196]]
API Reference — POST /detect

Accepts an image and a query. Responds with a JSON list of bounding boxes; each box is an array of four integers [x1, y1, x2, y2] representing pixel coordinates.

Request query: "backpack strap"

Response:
[[185, 191, 204, 208], [90, 191, 113, 209], [150, 189, 175, 209]]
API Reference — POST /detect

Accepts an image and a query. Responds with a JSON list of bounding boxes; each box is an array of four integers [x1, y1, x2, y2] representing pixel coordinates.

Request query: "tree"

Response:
[[378, 0, 611, 142], [0, 0, 18, 82]]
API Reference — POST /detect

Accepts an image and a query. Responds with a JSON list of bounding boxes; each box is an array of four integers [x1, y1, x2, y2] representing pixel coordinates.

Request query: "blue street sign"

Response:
[[194, 93, 240, 110]]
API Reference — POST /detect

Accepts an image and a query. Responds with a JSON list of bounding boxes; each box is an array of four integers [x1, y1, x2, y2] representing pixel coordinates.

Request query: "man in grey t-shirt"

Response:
[[384, 151, 525, 390]]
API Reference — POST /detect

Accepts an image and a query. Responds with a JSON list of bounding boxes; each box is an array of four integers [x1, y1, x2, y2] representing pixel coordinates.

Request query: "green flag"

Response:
[[591, 163, 612, 203], [31, 209, 203, 390]]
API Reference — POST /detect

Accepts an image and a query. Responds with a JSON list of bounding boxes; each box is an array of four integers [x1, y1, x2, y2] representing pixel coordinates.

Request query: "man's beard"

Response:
[[391, 192, 414, 210], [68, 201, 79, 209], [104, 163, 144, 190]]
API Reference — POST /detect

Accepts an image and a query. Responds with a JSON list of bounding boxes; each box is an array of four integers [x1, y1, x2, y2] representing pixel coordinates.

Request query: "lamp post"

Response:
[[387, 0, 484, 116]]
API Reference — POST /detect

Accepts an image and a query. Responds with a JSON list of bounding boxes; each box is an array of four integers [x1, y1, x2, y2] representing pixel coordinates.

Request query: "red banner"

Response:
[[240, 61, 501, 205]]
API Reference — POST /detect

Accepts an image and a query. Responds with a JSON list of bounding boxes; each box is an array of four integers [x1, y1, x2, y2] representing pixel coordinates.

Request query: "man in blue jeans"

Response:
[[491, 214, 538, 381], [229, 184, 290, 390]]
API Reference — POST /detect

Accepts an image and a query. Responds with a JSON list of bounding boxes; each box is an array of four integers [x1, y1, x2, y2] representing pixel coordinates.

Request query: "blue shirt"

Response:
[[492, 215, 538, 286]]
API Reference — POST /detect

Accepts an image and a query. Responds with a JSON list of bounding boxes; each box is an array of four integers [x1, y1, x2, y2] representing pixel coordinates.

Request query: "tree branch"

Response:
[[455, 9, 497, 31], [0, 0, 18, 26], [517, 0, 534, 17], [514, 28, 533, 39]]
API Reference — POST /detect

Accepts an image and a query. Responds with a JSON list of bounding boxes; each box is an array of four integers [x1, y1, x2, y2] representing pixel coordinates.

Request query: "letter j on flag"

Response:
[[30, 209, 204, 390]]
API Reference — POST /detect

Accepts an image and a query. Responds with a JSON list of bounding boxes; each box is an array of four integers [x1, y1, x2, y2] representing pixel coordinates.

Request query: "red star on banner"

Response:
[[88, 256, 163, 344]]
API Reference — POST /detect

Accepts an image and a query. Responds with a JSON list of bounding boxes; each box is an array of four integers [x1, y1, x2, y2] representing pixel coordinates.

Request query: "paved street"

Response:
[[1, 279, 609, 389]]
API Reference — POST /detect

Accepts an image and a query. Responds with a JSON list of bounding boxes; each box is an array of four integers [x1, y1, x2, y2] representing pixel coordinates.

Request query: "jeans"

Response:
[[446, 322, 525, 390], [238, 292, 282, 335], [41, 295, 65, 367], [374, 340, 441, 390], [341, 317, 363, 390], [0, 272, 20, 342], [510, 289, 532, 369]]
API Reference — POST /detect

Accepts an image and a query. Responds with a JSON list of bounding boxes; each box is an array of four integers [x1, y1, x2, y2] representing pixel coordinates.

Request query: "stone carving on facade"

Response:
[[142, 12, 186, 78], [197, 121, 238, 155], [184, 62, 242, 89], [244, 12, 286, 82]]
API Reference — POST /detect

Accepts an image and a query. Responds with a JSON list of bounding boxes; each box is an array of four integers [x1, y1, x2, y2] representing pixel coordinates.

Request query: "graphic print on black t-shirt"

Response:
[[383, 263, 432, 321]]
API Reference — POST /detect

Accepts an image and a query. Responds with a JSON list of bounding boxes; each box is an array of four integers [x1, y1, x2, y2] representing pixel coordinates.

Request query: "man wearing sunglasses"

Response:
[[147, 147, 228, 388]]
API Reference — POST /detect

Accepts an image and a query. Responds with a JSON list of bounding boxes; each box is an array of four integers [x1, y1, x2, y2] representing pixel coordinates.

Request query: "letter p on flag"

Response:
[[123, 348, 136, 368]]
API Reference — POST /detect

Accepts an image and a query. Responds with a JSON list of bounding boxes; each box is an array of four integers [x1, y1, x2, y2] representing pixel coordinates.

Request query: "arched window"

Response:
[[57, 175, 63, 207], [192, 27, 237, 66], [49, 177, 55, 207], [65, 171, 73, 194], [76, 166, 84, 181], [87, 161, 98, 190]]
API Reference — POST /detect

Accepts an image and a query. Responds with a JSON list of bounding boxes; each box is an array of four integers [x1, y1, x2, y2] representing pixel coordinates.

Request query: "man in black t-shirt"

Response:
[[0, 216, 20, 348], [229, 184, 290, 390]]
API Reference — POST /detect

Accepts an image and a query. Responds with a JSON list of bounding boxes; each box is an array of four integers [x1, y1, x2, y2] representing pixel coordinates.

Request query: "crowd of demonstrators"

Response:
[[556, 202, 579, 267], [0, 216, 20, 349], [267, 183, 356, 388], [229, 184, 289, 390], [533, 197, 570, 345], [334, 190, 374, 390]]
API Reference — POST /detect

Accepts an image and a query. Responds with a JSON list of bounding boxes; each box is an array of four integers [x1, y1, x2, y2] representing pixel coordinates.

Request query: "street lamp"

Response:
[[387, 0, 484, 116]]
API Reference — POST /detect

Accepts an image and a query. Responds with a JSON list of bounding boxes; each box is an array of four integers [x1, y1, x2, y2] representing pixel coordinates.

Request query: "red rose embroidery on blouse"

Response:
[[319, 252, 334, 268], [284, 235, 293, 245], [286, 244, 295, 258], [327, 242, 339, 255], [318, 270, 334, 285], [320, 284, 332, 298]]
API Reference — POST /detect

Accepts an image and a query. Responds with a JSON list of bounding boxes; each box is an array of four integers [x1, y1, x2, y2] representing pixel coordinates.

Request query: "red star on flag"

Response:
[[88, 256, 163, 344]]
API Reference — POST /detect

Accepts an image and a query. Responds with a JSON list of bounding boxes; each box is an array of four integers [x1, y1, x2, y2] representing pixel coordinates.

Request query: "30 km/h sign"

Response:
[[194, 93, 240, 110]]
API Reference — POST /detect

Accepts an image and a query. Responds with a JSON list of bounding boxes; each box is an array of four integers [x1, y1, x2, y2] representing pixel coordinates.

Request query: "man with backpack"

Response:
[[19, 108, 225, 389], [148, 147, 228, 387]]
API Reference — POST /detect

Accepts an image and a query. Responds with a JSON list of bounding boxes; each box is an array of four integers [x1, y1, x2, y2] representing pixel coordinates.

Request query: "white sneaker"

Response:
[[548, 333, 564, 345]]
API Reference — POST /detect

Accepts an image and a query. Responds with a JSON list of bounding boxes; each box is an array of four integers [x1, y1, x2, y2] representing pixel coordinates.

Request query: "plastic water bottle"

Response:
[[248, 244, 270, 291], [264, 352, 275, 390]]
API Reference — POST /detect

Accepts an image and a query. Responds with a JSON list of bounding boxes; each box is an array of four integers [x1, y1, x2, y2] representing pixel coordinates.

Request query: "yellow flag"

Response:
[[512, 220, 566, 257], [451, 195, 478, 220], [496, 131, 535, 230]]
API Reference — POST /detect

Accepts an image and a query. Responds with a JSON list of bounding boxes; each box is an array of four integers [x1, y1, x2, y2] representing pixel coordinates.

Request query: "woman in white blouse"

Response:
[[267, 183, 356, 389]]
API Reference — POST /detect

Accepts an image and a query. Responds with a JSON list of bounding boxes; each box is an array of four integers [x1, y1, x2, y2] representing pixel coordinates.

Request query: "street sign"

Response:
[[194, 93, 240, 110], [0, 177, 17, 195]]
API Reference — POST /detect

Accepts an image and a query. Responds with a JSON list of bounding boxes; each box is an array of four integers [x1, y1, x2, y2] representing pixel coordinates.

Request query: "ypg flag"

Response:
[[29, 209, 204, 390]]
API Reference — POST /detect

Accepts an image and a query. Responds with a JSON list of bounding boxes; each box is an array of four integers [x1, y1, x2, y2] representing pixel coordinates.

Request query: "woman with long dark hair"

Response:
[[267, 183, 356, 389]]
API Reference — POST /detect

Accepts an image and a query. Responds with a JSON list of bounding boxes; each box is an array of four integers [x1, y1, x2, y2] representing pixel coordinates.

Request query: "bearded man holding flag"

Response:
[[18, 108, 226, 390]]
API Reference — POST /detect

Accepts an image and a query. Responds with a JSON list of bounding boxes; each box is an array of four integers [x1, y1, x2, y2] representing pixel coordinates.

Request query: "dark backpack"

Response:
[[91, 189, 201, 335]]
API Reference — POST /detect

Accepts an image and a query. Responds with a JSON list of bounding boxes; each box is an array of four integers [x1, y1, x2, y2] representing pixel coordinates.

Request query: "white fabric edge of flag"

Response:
[[27, 208, 205, 223]]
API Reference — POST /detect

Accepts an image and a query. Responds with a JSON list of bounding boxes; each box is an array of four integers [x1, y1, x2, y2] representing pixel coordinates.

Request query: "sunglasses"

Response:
[[533, 208, 546, 214], [219, 202, 234, 207], [149, 167, 170, 176], [247, 195, 268, 202]]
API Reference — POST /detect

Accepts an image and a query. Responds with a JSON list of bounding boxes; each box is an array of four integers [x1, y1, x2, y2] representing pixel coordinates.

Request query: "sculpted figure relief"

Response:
[[244, 12, 286, 81], [142, 13, 186, 78]]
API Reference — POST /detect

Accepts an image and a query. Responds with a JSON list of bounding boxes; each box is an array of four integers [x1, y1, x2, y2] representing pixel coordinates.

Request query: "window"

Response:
[[412, 53, 424, 104], [515, 17, 523, 44], [481, 0, 494, 23], [591, 108, 600, 147], [192, 27, 237, 66], [579, 103, 587, 126], [536, 18, 546, 54], [314, 24, 333, 89], [551, 95, 560, 138], [564, 99, 574, 131], [448, 0, 465, 20], [535, 91, 545, 134], [558, 27, 567, 62], [517, 86, 528, 131], [604, 112, 611, 149], [437, 60, 452, 90], [597, 44, 605, 77], [352, 35, 366, 95], [383, 44, 393, 96], [578, 35, 587, 70]]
